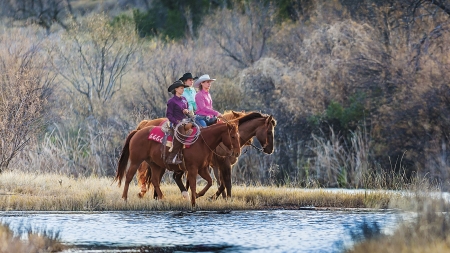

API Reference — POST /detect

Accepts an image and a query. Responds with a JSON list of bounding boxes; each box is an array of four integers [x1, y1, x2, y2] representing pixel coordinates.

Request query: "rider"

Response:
[[166, 80, 193, 165], [180, 73, 197, 115], [194, 74, 222, 127]]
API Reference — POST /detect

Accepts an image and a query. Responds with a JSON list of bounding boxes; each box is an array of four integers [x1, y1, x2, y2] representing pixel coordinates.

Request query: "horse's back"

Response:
[[136, 118, 167, 130]]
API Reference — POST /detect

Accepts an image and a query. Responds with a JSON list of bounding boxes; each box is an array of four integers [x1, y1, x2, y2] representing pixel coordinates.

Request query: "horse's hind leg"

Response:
[[137, 162, 150, 198], [122, 162, 140, 201]]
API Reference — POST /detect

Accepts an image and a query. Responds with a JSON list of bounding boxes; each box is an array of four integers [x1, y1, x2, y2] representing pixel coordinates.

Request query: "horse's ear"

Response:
[[266, 115, 273, 125], [232, 111, 240, 117]]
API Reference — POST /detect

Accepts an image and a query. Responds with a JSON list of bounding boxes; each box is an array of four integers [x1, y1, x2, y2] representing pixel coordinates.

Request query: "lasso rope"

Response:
[[173, 117, 201, 145]]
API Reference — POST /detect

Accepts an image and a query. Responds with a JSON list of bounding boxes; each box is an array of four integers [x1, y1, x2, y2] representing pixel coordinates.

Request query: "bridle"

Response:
[[246, 121, 272, 153], [200, 121, 238, 158]]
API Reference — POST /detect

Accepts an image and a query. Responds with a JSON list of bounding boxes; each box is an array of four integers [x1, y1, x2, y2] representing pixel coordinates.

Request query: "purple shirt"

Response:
[[195, 89, 219, 117], [166, 95, 188, 125]]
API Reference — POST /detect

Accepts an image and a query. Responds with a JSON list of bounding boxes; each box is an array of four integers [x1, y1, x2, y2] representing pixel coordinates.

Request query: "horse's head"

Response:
[[255, 115, 276, 154], [222, 122, 241, 157]]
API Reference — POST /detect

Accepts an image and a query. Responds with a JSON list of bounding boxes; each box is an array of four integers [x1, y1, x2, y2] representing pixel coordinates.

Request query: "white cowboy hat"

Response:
[[193, 74, 216, 89]]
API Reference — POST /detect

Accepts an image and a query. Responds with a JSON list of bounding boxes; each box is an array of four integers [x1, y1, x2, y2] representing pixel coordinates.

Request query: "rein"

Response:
[[199, 120, 237, 158], [248, 142, 265, 153]]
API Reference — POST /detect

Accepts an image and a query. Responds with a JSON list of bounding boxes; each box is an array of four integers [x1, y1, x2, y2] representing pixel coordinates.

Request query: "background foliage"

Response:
[[0, 0, 449, 189]]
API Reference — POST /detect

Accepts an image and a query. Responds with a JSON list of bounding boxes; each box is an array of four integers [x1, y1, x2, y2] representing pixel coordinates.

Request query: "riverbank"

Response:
[[1, 171, 449, 252], [0, 223, 65, 253], [0, 171, 416, 211]]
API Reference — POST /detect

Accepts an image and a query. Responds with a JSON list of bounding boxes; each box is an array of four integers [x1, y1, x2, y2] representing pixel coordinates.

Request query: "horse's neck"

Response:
[[202, 124, 229, 150], [238, 118, 265, 147]]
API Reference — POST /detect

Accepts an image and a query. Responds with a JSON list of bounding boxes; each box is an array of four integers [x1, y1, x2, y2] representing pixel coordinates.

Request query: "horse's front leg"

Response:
[[187, 170, 198, 207], [150, 164, 165, 200], [221, 158, 233, 199], [173, 170, 189, 199], [196, 166, 213, 198], [213, 159, 232, 199], [211, 164, 226, 199]]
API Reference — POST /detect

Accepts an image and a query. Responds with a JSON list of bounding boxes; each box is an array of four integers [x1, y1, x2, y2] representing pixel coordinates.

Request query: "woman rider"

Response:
[[179, 73, 197, 115], [194, 74, 222, 127], [166, 80, 193, 164]]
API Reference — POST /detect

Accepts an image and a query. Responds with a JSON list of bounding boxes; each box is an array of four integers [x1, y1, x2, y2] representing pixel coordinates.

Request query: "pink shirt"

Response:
[[195, 89, 220, 117]]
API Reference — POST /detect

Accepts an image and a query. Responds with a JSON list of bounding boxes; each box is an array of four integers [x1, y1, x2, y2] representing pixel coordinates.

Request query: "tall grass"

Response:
[[0, 171, 408, 211], [0, 223, 65, 253], [347, 194, 450, 253]]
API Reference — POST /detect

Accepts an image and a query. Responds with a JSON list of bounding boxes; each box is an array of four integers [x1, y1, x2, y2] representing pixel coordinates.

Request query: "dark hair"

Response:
[[179, 73, 193, 82]]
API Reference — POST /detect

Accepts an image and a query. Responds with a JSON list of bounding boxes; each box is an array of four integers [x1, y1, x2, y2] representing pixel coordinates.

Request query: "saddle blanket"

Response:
[[148, 125, 198, 148]]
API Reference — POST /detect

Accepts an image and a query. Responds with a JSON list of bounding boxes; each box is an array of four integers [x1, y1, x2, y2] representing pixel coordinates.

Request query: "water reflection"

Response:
[[0, 210, 401, 253]]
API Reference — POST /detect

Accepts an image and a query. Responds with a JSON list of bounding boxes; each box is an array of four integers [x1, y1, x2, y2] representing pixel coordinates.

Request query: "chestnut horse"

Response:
[[135, 111, 245, 198], [208, 112, 276, 199], [143, 112, 276, 200], [114, 121, 240, 206]]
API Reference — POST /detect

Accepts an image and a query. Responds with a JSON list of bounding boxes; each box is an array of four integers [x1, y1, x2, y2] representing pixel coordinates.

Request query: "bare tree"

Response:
[[402, 0, 450, 70], [3, 0, 74, 33], [201, 1, 275, 68], [0, 30, 54, 172], [52, 14, 141, 117]]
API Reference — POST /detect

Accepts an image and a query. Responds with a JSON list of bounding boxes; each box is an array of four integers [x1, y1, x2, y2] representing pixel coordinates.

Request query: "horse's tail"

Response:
[[115, 130, 138, 187]]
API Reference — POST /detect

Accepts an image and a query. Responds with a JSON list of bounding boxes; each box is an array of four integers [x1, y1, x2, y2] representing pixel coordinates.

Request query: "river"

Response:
[[0, 209, 403, 253]]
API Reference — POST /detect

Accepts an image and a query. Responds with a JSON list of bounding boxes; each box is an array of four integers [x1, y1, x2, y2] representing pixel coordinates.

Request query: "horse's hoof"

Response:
[[181, 191, 189, 199], [138, 193, 144, 198]]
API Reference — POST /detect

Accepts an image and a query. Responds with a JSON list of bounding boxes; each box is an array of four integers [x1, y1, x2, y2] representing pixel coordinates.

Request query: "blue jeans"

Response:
[[195, 115, 217, 127]]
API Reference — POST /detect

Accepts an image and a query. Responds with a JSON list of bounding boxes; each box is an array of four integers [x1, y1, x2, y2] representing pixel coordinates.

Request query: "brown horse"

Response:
[[114, 121, 241, 206], [135, 111, 245, 198], [208, 112, 276, 199], [144, 112, 276, 200]]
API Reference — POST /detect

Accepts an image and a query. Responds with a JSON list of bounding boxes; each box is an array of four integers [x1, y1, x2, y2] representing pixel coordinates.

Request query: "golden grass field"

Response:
[[1, 171, 448, 253], [0, 171, 411, 211]]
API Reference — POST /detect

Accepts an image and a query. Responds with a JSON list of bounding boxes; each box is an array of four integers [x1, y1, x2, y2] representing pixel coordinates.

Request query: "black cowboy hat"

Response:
[[179, 72, 194, 81], [168, 80, 188, 93]]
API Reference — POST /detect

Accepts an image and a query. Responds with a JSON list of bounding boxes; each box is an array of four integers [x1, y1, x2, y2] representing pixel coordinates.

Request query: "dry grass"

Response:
[[0, 171, 408, 211], [347, 196, 450, 253], [0, 223, 65, 253]]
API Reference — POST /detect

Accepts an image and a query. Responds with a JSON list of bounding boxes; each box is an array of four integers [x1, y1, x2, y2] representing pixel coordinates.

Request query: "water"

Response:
[[0, 210, 402, 253]]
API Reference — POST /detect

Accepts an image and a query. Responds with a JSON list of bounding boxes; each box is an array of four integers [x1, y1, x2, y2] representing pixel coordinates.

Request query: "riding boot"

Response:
[[166, 126, 186, 165]]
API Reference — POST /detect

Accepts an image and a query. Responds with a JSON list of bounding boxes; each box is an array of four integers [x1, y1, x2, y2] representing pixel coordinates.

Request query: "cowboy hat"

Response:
[[193, 74, 216, 89], [168, 80, 188, 93], [179, 72, 194, 81]]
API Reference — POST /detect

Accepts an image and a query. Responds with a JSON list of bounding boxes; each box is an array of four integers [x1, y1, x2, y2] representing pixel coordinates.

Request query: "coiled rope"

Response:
[[173, 117, 201, 145]]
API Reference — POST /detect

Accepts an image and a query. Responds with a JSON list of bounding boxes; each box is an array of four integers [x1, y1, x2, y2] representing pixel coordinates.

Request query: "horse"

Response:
[[208, 112, 276, 199], [144, 112, 276, 200], [135, 110, 245, 198], [114, 121, 241, 206]]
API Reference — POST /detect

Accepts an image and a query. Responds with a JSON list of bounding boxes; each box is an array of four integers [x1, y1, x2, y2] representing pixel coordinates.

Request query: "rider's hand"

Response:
[[183, 109, 189, 114]]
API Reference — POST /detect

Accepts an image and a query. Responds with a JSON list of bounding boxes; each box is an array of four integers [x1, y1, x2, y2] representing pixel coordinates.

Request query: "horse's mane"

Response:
[[221, 110, 245, 121], [233, 111, 277, 126]]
